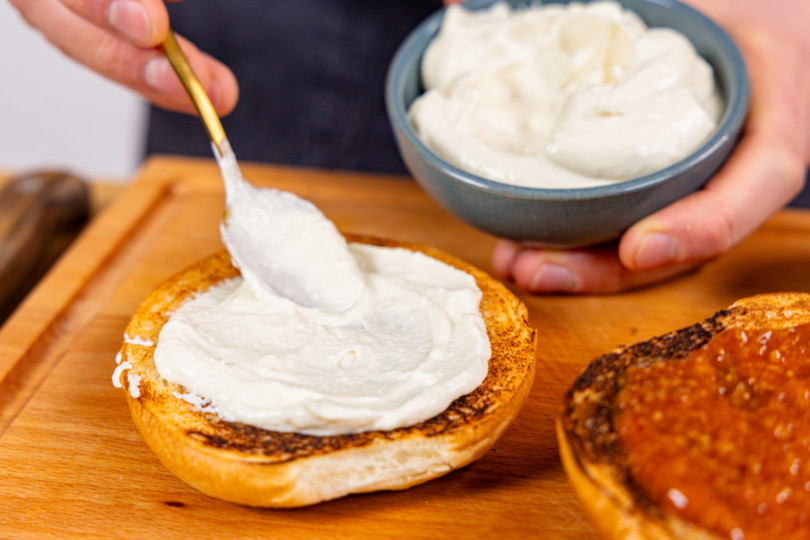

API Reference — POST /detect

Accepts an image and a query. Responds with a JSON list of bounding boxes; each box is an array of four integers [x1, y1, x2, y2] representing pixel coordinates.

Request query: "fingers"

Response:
[[59, 0, 171, 47], [142, 35, 239, 115], [618, 133, 805, 272], [10, 0, 238, 116], [492, 240, 697, 294], [493, 126, 804, 294]]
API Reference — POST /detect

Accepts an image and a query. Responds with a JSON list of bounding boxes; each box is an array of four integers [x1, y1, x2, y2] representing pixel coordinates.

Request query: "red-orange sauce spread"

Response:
[[614, 323, 810, 540]]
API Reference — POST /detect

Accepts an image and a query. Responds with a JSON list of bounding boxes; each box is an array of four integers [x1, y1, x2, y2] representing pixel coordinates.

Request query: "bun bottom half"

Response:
[[117, 236, 536, 507]]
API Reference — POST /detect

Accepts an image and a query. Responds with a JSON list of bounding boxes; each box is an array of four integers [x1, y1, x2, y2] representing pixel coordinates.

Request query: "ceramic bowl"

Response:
[[385, 0, 749, 247]]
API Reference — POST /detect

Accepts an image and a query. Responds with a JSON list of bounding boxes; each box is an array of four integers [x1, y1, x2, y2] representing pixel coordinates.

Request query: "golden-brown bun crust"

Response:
[[557, 292, 810, 540], [118, 235, 536, 507]]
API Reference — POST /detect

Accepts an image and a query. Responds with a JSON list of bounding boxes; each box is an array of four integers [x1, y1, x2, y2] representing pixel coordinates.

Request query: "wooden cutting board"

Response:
[[2, 155, 810, 539]]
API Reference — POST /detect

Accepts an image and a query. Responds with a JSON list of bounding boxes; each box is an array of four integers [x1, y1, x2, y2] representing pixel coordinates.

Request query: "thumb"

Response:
[[619, 132, 805, 271]]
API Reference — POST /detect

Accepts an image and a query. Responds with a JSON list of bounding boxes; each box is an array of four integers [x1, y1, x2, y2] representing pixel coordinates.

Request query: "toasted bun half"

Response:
[[116, 235, 536, 507], [558, 292, 810, 540]]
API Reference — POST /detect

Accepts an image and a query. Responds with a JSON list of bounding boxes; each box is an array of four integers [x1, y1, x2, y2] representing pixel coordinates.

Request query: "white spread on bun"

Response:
[[116, 241, 536, 507], [146, 141, 491, 436], [152, 242, 491, 436], [113, 142, 536, 506]]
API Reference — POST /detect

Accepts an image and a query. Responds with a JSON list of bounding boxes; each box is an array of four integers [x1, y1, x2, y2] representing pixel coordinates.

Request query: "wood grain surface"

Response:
[[1, 156, 810, 539]]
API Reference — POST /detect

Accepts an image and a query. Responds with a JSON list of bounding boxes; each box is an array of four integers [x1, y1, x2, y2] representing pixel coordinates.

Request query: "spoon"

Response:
[[158, 29, 365, 311], [158, 29, 227, 154]]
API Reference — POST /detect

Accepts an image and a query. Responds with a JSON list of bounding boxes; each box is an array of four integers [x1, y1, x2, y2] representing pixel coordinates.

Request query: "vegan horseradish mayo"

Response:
[[217, 141, 365, 312], [409, 1, 723, 189], [150, 144, 491, 436]]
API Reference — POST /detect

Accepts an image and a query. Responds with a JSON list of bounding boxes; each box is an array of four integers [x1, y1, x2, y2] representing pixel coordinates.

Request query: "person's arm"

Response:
[[8, 0, 238, 116], [492, 0, 810, 293]]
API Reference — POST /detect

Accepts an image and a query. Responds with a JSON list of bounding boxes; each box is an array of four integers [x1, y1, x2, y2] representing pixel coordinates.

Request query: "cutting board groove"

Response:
[[0, 179, 186, 436]]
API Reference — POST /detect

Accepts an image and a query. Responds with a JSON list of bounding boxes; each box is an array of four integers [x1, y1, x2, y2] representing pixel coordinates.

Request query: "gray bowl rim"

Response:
[[386, 0, 750, 203]]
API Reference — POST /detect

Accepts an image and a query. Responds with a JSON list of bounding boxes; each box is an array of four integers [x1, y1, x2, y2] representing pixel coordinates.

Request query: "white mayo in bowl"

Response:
[[148, 144, 491, 436], [409, 1, 723, 189]]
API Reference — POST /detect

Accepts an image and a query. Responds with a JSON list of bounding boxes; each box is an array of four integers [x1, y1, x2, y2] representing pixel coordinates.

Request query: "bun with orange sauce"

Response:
[[558, 293, 810, 540]]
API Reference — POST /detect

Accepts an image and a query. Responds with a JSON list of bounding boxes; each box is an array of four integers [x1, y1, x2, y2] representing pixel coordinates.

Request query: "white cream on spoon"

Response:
[[160, 29, 364, 311], [215, 141, 364, 311]]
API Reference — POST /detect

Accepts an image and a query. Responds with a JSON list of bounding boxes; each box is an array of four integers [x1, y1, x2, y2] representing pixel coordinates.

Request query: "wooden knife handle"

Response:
[[0, 171, 90, 323]]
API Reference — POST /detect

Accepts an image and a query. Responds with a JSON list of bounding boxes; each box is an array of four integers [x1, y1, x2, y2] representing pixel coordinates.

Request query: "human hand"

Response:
[[8, 0, 238, 116], [492, 0, 810, 293]]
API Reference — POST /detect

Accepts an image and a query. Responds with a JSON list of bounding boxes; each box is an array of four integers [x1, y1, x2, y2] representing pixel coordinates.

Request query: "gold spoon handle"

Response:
[[158, 29, 226, 153]]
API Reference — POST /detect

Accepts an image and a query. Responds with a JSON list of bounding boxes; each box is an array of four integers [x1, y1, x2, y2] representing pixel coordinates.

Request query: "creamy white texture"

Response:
[[154, 243, 490, 436], [409, 1, 723, 189], [124, 334, 154, 347], [114, 341, 146, 398], [217, 141, 365, 312], [139, 142, 491, 435], [119, 119, 491, 436]]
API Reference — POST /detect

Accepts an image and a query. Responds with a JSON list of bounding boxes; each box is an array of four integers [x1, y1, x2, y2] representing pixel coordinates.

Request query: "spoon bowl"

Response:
[[158, 30, 366, 311]]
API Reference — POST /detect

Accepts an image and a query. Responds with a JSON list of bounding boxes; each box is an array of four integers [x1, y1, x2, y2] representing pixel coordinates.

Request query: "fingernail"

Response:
[[143, 56, 175, 92], [107, 0, 152, 46], [145, 56, 221, 111], [634, 232, 678, 268], [529, 264, 577, 292]]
